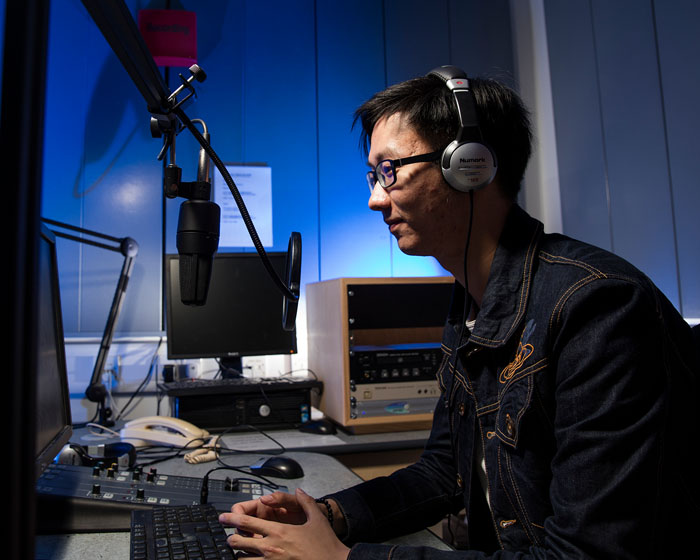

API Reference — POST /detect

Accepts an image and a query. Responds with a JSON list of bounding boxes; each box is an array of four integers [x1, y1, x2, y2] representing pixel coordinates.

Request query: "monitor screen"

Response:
[[165, 252, 297, 365], [35, 225, 73, 480]]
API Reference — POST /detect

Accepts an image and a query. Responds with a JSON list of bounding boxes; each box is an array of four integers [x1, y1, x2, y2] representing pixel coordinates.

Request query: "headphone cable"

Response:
[[445, 190, 475, 510]]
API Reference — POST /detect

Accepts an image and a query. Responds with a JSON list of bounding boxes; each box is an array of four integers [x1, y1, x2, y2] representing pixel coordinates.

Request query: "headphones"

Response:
[[57, 442, 136, 469], [427, 65, 497, 192]]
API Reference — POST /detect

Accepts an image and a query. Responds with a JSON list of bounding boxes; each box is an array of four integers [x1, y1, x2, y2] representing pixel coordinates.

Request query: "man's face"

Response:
[[367, 113, 468, 259]]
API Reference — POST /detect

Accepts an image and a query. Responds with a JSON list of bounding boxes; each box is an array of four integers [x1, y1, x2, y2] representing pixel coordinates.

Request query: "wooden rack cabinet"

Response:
[[306, 277, 454, 433]]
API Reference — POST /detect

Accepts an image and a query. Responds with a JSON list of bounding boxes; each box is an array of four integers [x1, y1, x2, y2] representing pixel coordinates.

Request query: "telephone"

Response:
[[120, 415, 210, 448]]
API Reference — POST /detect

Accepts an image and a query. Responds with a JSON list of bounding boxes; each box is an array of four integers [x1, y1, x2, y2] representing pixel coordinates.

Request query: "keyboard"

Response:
[[162, 376, 323, 397], [130, 503, 235, 559]]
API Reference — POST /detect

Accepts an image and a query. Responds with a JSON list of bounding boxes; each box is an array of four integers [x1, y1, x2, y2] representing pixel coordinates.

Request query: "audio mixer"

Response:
[[36, 462, 285, 533]]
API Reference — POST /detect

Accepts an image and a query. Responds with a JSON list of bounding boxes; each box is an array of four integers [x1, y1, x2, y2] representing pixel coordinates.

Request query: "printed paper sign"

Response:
[[213, 164, 272, 248]]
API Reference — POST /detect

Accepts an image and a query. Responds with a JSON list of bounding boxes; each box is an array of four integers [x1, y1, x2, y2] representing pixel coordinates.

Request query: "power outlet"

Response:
[[245, 357, 266, 378]]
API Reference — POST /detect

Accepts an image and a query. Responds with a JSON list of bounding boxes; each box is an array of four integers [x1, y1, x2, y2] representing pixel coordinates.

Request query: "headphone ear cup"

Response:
[[57, 443, 90, 465], [441, 140, 497, 192]]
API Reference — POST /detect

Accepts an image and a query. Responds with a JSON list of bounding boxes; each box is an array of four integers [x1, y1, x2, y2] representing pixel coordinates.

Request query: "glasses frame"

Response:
[[366, 149, 443, 193]]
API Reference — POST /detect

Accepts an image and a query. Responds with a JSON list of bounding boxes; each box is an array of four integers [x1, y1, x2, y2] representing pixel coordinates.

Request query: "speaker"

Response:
[[428, 65, 497, 192]]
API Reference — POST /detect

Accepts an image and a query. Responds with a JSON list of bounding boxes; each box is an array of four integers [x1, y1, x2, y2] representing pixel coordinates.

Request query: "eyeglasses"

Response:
[[366, 149, 443, 193]]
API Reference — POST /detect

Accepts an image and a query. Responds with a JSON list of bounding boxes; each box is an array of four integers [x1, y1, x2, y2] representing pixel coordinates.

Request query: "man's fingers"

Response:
[[261, 490, 301, 509], [231, 499, 262, 515], [220, 512, 273, 536], [227, 532, 284, 557], [295, 488, 321, 522]]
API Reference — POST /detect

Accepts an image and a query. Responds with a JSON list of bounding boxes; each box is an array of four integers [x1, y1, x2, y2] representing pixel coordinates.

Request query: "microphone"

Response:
[[176, 200, 220, 306], [176, 125, 220, 306]]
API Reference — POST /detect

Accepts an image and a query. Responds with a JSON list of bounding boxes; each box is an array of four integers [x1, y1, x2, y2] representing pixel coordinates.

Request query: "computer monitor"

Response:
[[165, 252, 297, 374], [35, 224, 73, 479]]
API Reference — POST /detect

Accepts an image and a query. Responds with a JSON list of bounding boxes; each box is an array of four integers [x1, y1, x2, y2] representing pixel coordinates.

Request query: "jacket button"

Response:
[[458, 402, 466, 416], [505, 414, 515, 438], [456, 474, 464, 489]]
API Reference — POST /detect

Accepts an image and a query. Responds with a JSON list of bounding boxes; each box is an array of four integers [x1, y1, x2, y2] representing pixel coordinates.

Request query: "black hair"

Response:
[[353, 73, 533, 199]]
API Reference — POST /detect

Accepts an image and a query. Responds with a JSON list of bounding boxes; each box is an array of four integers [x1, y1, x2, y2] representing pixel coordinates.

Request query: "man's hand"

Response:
[[220, 488, 350, 560], [227, 491, 307, 536]]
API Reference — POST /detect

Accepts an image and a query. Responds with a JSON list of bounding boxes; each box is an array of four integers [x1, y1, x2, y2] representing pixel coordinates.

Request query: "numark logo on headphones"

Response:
[[460, 157, 486, 163]]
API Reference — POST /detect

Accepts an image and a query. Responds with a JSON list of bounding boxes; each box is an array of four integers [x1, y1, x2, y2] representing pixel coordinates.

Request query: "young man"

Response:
[[220, 67, 699, 559]]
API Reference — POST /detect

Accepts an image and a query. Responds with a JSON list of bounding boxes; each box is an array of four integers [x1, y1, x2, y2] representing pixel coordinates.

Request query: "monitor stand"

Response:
[[219, 357, 244, 378]]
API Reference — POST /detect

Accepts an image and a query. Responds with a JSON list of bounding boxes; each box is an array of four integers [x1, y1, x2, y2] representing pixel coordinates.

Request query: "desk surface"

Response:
[[69, 420, 430, 456], [35, 446, 450, 558], [214, 425, 431, 455]]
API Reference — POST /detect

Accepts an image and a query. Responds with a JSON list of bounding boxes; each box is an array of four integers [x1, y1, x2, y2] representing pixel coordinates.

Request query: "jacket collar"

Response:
[[448, 204, 543, 349]]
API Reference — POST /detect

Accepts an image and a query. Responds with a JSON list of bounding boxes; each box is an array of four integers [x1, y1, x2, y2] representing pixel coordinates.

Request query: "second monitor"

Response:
[[165, 252, 297, 375]]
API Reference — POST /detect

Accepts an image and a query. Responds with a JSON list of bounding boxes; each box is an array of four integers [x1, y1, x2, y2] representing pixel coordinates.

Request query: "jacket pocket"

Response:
[[494, 374, 533, 449]]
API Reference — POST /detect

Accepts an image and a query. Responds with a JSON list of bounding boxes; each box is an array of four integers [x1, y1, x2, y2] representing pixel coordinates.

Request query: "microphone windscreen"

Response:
[[176, 199, 220, 305]]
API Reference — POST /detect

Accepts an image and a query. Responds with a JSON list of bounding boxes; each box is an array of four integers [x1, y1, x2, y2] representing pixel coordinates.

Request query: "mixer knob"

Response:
[[136, 488, 145, 500], [91, 484, 101, 495]]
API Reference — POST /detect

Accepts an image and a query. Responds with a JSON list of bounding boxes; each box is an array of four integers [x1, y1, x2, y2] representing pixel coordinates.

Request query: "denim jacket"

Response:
[[328, 205, 699, 559]]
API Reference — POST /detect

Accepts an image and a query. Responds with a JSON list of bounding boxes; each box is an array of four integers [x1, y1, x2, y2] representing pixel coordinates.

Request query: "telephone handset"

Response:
[[120, 415, 210, 448]]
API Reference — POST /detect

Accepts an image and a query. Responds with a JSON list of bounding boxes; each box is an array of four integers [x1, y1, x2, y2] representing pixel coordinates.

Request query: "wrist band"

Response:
[[315, 497, 334, 526]]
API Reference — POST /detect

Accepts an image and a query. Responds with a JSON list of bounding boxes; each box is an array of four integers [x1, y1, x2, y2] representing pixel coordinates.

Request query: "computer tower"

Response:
[[306, 277, 454, 433]]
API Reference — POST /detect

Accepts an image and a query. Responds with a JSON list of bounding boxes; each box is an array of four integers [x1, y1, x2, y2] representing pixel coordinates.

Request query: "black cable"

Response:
[[446, 191, 474, 407], [215, 358, 243, 379], [132, 436, 211, 469], [445, 190, 475, 504], [203, 466, 281, 491], [462, 190, 475, 327], [280, 368, 319, 381], [215, 424, 287, 457], [114, 337, 164, 422], [200, 466, 283, 504], [72, 407, 101, 429]]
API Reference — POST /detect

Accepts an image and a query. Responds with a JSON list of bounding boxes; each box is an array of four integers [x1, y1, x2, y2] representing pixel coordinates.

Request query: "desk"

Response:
[[35, 449, 451, 559]]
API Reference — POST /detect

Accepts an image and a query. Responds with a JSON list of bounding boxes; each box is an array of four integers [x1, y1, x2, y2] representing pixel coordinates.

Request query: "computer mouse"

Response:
[[298, 418, 337, 435], [250, 456, 305, 479]]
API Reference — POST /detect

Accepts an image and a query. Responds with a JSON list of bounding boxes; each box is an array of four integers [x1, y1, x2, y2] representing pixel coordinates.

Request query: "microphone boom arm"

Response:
[[41, 218, 139, 427]]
